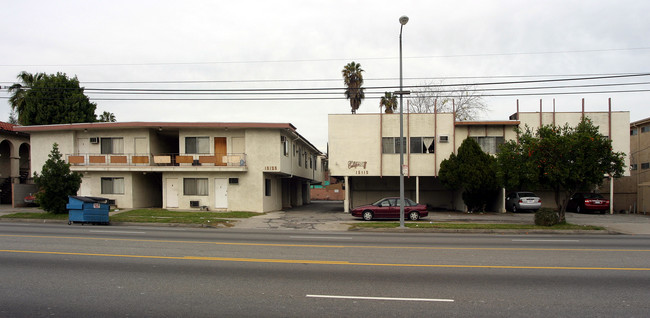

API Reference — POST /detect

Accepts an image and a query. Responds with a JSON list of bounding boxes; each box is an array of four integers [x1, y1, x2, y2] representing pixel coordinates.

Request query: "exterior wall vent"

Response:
[[439, 135, 449, 143], [190, 201, 200, 208]]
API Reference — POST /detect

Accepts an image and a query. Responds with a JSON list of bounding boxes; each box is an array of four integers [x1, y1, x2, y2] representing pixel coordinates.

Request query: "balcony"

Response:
[[66, 153, 247, 172]]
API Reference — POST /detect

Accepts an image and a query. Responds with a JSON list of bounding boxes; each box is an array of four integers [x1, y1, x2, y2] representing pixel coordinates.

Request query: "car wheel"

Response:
[[362, 211, 373, 221], [512, 205, 517, 213], [409, 211, 420, 221], [576, 206, 581, 213]]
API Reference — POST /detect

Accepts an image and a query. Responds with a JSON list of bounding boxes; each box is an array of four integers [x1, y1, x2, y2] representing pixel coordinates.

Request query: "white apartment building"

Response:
[[329, 108, 630, 212], [17, 122, 325, 212]]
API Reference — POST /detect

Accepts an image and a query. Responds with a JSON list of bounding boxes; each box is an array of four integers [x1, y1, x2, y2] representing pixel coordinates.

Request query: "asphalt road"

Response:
[[1, 222, 649, 317]]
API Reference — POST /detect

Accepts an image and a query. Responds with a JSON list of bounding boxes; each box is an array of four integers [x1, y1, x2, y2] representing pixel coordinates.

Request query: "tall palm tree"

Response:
[[8, 71, 45, 124], [98, 111, 116, 122], [342, 62, 365, 114], [379, 92, 398, 113]]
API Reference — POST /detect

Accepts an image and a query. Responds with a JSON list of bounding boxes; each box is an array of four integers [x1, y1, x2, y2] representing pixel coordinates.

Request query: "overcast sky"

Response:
[[2, 0, 649, 152]]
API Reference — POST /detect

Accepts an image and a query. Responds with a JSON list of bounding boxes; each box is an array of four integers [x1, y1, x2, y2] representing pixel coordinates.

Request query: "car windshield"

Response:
[[583, 193, 604, 199], [519, 192, 537, 198]]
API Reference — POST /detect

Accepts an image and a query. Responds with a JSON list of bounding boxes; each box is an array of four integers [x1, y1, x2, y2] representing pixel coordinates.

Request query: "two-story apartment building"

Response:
[[329, 107, 630, 212], [16, 122, 325, 212]]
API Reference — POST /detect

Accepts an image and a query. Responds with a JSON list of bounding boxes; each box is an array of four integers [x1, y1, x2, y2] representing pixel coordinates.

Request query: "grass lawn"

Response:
[[109, 209, 260, 225], [350, 222, 605, 231], [0, 212, 68, 220], [1, 209, 261, 226]]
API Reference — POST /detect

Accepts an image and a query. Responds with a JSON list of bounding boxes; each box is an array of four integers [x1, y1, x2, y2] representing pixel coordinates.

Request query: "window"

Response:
[[630, 164, 638, 171], [304, 151, 308, 167], [183, 178, 208, 196], [100, 138, 124, 154], [185, 137, 209, 154], [631, 128, 638, 136], [382, 137, 407, 154], [410, 137, 435, 154], [265, 179, 271, 196], [642, 126, 650, 133], [101, 177, 124, 194], [471, 136, 505, 154], [281, 136, 288, 156], [642, 163, 650, 170], [229, 178, 239, 184]]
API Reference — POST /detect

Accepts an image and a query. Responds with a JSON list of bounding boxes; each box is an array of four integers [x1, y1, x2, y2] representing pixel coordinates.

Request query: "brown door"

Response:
[[214, 137, 227, 166]]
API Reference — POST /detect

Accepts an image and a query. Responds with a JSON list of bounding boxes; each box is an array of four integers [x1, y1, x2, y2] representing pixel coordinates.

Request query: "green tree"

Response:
[[497, 119, 626, 223], [9, 72, 97, 125], [98, 111, 116, 122], [33, 143, 83, 214], [8, 71, 45, 124], [379, 92, 398, 113], [342, 62, 365, 114], [439, 138, 499, 211]]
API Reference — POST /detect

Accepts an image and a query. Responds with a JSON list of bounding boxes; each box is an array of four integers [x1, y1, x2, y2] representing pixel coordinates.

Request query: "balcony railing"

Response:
[[67, 153, 247, 167]]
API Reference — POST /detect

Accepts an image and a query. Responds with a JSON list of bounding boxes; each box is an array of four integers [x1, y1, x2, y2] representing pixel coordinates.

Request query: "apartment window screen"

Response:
[[410, 137, 435, 154], [183, 178, 208, 196], [101, 177, 124, 194], [471, 136, 505, 154], [185, 137, 209, 154], [382, 137, 407, 154], [100, 138, 124, 154]]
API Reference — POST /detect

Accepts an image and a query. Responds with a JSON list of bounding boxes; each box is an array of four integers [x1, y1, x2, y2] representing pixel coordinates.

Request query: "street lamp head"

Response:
[[399, 15, 409, 25]]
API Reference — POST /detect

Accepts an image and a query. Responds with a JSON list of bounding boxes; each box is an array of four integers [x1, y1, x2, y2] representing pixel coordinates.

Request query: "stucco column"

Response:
[[415, 176, 420, 203], [500, 187, 506, 213], [10, 156, 20, 183], [344, 176, 349, 213]]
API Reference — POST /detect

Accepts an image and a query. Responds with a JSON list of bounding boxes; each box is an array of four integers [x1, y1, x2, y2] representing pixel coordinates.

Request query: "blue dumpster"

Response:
[[67, 196, 110, 225]]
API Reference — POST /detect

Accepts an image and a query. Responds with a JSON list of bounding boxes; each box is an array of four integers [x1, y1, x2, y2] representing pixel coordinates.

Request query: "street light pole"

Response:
[[398, 15, 409, 228]]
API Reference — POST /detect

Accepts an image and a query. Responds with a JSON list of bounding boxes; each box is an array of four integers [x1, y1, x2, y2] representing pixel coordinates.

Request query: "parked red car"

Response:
[[566, 193, 609, 214], [351, 197, 428, 221]]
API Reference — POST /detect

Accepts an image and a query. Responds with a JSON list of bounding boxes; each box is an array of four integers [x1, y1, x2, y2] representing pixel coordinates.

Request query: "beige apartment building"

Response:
[[17, 122, 324, 212], [602, 117, 650, 213], [329, 108, 630, 212]]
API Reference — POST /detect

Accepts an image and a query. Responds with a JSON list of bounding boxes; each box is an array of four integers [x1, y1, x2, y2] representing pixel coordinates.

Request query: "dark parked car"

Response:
[[505, 191, 541, 212], [566, 193, 609, 214], [351, 197, 428, 221]]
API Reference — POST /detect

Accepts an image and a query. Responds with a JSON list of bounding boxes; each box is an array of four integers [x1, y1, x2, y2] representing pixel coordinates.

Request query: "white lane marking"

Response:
[[512, 239, 579, 242], [306, 294, 454, 302], [89, 230, 146, 234], [290, 236, 352, 240]]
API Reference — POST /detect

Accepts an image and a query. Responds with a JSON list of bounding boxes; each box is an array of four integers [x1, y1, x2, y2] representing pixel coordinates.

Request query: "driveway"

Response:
[[233, 201, 650, 234], [233, 200, 351, 231]]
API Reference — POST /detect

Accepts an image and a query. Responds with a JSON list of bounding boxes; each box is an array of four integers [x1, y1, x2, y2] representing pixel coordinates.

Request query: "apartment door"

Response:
[[166, 178, 179, 208], [214, 178, 228, 209], [77, 138, 89, 154], [214, 137, 227, 166]]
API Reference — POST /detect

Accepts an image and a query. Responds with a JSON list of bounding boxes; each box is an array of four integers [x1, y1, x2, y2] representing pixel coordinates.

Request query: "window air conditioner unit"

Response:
[[90, 137, 100, 144], [190, 201, 200, 208], [439, 135, 449, 143]]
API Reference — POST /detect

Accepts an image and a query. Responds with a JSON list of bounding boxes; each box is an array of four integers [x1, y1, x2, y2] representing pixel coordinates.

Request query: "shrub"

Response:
[[535, 208, 560, 226]]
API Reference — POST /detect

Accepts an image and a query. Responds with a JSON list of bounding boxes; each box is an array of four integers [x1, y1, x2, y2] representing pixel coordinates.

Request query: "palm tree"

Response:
[[342, 62, 365, 114], [8, 71, 45, 124], [379, 92, 398, 113], [98, 111, 116, 122]]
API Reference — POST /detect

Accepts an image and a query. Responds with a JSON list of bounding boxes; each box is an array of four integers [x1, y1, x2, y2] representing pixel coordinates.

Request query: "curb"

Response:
[[1, 217, 621, 234]]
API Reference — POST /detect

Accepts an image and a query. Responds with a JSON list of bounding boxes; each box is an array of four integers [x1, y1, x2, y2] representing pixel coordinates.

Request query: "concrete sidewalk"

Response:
[[2, 202, 650, 234]]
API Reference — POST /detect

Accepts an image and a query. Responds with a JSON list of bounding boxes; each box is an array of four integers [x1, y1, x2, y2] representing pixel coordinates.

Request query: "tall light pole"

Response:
[[397, 15, 409, 228]]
